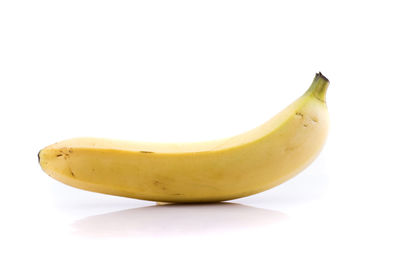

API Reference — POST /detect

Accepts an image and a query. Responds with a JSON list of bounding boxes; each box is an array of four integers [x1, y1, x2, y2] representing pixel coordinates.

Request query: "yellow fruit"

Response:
[[39, 73, 329, 202]]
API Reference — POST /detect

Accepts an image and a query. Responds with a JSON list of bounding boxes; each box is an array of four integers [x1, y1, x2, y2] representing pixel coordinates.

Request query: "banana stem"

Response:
[[306, 72, 329, 102]]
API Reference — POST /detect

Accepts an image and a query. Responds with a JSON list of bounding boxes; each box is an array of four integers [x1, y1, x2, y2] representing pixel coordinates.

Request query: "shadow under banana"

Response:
[[72, 202, 288, 238]]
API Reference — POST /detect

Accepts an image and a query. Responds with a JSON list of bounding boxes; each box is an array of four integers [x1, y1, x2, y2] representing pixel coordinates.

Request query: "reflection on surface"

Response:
[[72, 203, 287, 238]]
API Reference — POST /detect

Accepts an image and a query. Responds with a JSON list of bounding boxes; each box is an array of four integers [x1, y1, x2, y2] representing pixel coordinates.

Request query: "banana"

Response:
[[38, 73, 329, 203]]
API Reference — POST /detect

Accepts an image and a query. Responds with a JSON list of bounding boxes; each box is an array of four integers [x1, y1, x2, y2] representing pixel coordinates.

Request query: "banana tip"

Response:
[[316, 72, 329, 83]]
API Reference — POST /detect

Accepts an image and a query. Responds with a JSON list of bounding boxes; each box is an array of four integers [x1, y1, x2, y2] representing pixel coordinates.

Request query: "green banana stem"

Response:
[[306, 72, 329, 103]]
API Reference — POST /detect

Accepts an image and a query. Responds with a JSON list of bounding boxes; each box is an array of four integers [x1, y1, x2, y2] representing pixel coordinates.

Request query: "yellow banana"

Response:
[[39, 73, 329, 203]]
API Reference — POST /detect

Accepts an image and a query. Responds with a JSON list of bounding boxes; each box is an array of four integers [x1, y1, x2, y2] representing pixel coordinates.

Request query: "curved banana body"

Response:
[[39, 73, 329, 202]]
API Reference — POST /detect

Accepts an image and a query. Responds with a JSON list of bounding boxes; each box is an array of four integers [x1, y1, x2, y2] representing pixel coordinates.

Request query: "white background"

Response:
[[1, 0, 399, 266]]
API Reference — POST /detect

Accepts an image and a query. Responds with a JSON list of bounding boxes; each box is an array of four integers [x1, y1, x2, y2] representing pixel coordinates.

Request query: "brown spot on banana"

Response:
[[295, 112, 304, 118]]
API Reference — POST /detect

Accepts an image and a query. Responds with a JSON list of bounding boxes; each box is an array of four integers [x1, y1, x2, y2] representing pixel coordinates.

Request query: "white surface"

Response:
[[1, 0, 399, 266]]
